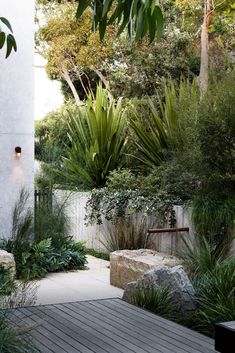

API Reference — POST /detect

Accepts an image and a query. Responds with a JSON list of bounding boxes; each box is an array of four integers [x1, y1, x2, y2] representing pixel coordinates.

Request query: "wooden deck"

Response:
[[11, 298, 217, 353]]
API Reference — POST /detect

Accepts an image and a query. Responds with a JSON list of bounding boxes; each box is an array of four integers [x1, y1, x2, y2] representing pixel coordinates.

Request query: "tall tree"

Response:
[[176, 0, 235, 93], [37, 2, 115, 102]]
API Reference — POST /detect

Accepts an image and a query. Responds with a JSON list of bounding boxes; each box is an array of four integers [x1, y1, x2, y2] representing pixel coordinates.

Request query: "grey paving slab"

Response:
[[34, 255, 123, 305]]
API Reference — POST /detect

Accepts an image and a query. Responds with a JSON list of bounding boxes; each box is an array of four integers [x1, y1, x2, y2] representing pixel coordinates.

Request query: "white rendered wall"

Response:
[[0, 1, 35, 238]]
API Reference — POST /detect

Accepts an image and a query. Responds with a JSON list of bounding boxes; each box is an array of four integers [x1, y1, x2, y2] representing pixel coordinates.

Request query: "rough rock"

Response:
[[0, 250, 16, 277], [110, 249, 182, 289], [123, 265, 196, 316]]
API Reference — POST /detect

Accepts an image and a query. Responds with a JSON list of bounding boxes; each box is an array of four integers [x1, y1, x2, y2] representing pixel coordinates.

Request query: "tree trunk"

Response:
[[74, 68, 89, 97], [62, 68, 81, 105], [198, 0, 213, 94], [91, 67, 113, 99]]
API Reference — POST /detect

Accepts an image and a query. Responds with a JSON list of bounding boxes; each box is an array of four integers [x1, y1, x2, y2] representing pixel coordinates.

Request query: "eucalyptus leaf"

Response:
[[0, 31, 6, 49], [0, 17, 13, 32]]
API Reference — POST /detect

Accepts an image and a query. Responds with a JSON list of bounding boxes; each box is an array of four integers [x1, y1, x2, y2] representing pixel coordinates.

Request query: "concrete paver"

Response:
[[35, 255, 123, 305]]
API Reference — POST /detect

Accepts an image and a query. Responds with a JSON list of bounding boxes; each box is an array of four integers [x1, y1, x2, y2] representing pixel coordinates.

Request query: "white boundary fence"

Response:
[[54, 190, 198, 255]]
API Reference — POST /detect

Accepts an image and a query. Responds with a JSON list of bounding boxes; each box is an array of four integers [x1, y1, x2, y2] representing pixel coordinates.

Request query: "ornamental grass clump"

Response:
[[132, 283, 176, 320], [191, 257, 235, 336], [0, 264, 37, 352], [101, 216, 155, 252]]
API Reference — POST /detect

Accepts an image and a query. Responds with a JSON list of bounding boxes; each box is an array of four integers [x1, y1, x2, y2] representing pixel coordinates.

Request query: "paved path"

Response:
[[35, 256, 123, 305]]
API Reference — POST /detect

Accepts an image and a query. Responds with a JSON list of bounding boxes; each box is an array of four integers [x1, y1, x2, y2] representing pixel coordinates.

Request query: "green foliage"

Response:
[[85, 168, 173, 225], [109, 32, 198, 99], [180, 236, 224, 277], [0, 313, 36, 353], [191, 257, 235, 336], [0, 17, 17, 58], [132, 283, 176, 319], [198, 73, 235, 187], [3, 190, 34, 278], [129, 80, 199, 168], [35, 103, 74, 163], [2, 189, 87, 281], [85, 248, 110, 261], [191, 72, 235, 251], [192, 192, 235, 254], [76, 0, 164, 42], [19, 238, 87, 280], [0, 267, 37, 352], [37, 2, 114, 100], [60, 84, 128, 188], [34, 195, 69, 244], [0, 266, 15, 296]]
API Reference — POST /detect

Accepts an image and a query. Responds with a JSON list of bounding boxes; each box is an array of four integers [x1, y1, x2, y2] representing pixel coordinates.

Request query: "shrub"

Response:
[[0, 313, 37, 353], [35, 103, 74, 163], [191, 72, 235, 251], [60, 83, 128, 189], [85, 248, 110, 261], [0, 266, 37, 352], [132, 283, 176, 319], [85, 168, 174, 226], [180, 236, 224, 278], [191, 257, 235, 336], [34, 194, 70, 245], [192, 192, 235, 255], [0, 266, 15, 296], [129, 80, 199, 169], [2, 189, 87, 281], [17, 238, 87, 281]]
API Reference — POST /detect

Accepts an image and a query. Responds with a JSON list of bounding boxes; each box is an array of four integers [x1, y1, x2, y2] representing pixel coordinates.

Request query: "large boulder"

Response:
[[0, 250, 16, 277], [123, 265, 196, 316], [110, 249, 182, 289]]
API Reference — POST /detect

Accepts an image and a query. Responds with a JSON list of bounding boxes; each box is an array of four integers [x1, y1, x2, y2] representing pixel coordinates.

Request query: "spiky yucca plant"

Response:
[[62, 84, 128, 188]]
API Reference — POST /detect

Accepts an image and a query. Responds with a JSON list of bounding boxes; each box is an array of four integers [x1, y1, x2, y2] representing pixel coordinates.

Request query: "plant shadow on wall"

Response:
[[1, 189, 87, 281]]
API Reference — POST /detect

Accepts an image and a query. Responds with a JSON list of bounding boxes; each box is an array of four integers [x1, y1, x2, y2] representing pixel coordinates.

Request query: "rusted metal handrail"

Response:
[[148, 227, 189, 234]]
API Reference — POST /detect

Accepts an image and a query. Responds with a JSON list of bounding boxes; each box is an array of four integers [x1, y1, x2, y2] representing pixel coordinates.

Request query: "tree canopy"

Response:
[[38, 0, 164, 42]]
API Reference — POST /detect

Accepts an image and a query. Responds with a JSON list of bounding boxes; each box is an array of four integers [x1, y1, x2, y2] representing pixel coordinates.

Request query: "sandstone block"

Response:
[[0, 250, 16, 277], [110, 249, 182, 289]]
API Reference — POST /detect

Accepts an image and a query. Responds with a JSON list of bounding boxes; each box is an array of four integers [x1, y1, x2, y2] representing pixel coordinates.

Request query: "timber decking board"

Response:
[[11, 298, 218, 353]]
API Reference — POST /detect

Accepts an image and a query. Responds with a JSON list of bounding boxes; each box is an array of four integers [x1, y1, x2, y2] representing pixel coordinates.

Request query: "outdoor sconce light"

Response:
[[15, 146, 22, 157]]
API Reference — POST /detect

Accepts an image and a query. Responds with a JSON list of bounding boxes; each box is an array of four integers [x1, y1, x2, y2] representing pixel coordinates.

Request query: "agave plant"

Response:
[[61, 84, 128, 188]]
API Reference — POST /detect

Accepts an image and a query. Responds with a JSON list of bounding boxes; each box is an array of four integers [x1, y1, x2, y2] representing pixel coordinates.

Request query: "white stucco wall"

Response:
[[0, 0, 35, 237]]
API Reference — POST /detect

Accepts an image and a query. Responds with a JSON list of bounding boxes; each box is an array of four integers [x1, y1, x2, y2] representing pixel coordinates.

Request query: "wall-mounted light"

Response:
[[15, 146, 22, 157]]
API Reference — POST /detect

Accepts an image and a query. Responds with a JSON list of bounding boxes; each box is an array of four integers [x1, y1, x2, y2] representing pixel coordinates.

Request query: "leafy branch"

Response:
[[0, 17, 17, 58], [76, 0, 164, 42]]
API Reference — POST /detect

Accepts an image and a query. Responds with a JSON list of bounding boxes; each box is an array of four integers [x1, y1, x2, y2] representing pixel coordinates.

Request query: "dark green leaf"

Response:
[[76, 0, 92, 18], [102, 0, 113, 17], [0, 32, 6, 49], [99, 18, 107, 41], [6, 34, 17, 58], [0, 17, 13, 33], [148, 10, 157, 43], [155, 6, 164, 41]]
